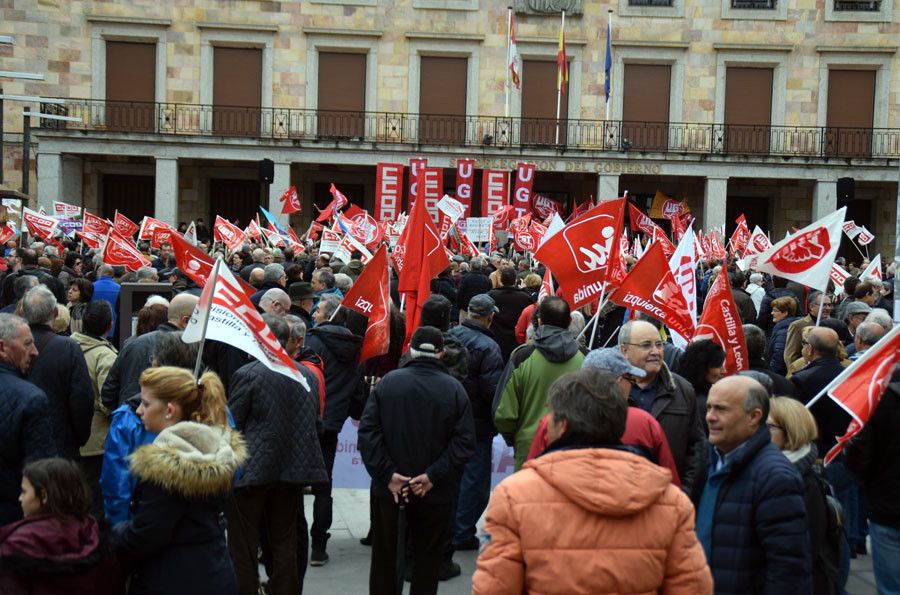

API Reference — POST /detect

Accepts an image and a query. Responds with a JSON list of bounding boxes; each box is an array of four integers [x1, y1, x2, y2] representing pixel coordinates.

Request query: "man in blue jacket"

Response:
[[696, 375, 811, 594]]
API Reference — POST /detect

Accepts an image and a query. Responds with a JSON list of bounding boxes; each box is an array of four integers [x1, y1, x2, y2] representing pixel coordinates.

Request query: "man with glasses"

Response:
[[619, 320, 706, 501], [259, 288, 291, 317], [783, 290, 832, 369]]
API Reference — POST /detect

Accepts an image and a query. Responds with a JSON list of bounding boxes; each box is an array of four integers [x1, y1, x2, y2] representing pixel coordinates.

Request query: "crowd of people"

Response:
[[0, 230, 898, 595]]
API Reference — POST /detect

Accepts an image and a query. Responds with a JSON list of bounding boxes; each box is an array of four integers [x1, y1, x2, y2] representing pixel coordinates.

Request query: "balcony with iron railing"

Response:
[[35, 99, 900, 160]]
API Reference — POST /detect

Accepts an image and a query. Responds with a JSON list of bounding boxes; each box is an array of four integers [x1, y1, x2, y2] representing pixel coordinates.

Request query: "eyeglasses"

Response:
[[766, 422, 783, 432], [801, 340, 809, 346], [623, 341, 664, 351], [620, 373, 640, 384]]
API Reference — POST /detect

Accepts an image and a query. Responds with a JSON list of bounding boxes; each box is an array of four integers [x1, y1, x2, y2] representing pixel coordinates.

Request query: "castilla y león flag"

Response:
[[339, 244, 390, 361], [754, 207, 845, 292], [692, 265, 748, 376], [533, 198, 625, 310], [182, 258, 309, 391], [101, 230, 151, 271], [609, 242, 695, 339], [808, 324, 900, 464]]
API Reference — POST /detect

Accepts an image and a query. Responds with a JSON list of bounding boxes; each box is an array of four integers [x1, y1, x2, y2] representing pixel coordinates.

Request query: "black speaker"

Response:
[[258, 159, 275, 184], [837, 177, 855, 201]]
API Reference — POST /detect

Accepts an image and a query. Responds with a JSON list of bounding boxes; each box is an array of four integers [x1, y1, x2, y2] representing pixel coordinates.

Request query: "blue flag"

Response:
[[604, 18, 612, 103], [259, 205, 287, 235]]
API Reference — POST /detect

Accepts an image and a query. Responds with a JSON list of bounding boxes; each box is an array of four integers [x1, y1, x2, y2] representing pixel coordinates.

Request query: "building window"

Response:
[[825, 69, 875, 157], [622, 63, 670, 151], [317, 52, 367, 138], [833, 0, 880, 8], [724, 67, 773, 154], [105, 41, 156, 132], [825, 0, 890, 20], [521, 60, 568, 145], [628, 0, 674, 6], [731, 0, 775, 7], [419, 56, 468, 144], [212, 47, 262, 136]]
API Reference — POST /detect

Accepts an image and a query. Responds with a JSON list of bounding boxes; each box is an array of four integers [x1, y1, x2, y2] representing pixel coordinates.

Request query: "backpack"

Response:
[[810, 462, 843, 583]]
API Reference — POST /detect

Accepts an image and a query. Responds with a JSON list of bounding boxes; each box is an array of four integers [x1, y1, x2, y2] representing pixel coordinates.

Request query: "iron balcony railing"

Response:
[[38, 99, 900, 159]]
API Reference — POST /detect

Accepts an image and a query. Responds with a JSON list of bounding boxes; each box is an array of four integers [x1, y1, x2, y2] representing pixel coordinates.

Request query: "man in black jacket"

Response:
[[791, 327, 847, 455], [742, 324, 794, 397], [21, 285, 93, 459], [305, 294, 364, 565], [359, 326, 475, 595], [447, 294, 503, 550], [456, 257, 492, 324], [488, 267, 535, 361]]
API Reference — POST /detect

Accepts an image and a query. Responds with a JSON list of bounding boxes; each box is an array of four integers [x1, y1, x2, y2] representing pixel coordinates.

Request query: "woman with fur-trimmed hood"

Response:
[[113, 366, 246, 595]]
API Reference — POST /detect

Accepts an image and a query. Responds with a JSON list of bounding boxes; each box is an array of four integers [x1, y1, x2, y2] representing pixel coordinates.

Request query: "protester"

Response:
[[456, 256, 492, 324], [792, 327, 847, 455], [135, 303, 169, 336], [488, 266, 535, 360], [91, 264, 121, 339], [850, 321, 884, 360], [359, 326, 476, 595], [697, 375, 811, 594], [767, 295, 800, 375], [250, 263, 288, 307], [0, 458, 116, 594], [674, 339, 726, 419], [114, 366, 243, 595], [66, 277, 93, 335], [473, 368, 712, 594], [746, 272, 765, 315], [494, 296, 586, 469], [784, 291, 832, 367], [730, 272, 757, 323], [743, 323, 795, 396]]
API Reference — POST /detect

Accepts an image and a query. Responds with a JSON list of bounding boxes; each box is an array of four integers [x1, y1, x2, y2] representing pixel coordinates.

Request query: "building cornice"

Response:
[[405, 32, 485, 41], [519, 36, 587, 46], [816, 45, 898, 54], [302, 27, 383, 38], [197, 21, 279, 33], [612, 40, 689, 49], [85, 15, 171, 26], [713, 43, 793, 52]]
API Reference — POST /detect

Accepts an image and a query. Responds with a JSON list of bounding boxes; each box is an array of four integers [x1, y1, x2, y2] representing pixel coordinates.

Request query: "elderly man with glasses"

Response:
[[619, 320, 706, 502]]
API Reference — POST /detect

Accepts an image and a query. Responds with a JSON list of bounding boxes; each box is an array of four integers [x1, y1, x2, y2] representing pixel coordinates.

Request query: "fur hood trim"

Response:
[[129, 422, 247, 499]]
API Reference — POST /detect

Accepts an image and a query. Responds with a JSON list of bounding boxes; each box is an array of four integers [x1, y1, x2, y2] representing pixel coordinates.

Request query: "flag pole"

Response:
[[814, 291, 825, 327], [505, 6, 513, 119], [192, 258, 221, 380], [554, 10, 565, 146], [605, 9, 613, 122]]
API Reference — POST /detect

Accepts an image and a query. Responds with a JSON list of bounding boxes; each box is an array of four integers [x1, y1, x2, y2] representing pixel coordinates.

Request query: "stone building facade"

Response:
[[1, 0, 898, 263]]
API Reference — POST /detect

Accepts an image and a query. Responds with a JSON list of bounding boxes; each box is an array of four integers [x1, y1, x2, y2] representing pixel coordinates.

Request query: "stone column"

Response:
[[703, 176, 728, 233], [268, 162, 292, 229], [812, 179, 837, 223], [155, 157, 178, 225], [36, 152, 62, 213], [596, 174, 620, 201], [61, 156, 84, 205]]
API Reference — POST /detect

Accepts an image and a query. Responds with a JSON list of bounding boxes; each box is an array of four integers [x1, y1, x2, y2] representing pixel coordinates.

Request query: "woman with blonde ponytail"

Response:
[[113, 366, 245, 595]]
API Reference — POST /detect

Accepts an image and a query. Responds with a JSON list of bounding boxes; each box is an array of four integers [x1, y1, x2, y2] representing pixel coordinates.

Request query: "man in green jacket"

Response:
[[493, 297, 585, 469]]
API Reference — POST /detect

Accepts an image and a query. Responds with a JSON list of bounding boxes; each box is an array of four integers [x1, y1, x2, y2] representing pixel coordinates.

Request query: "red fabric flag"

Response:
[[537, 268, 554, 303], [533, 198, 625, 310], [340, 245, 391, 361], [729, 214, 751, 255], [512, 163, 535, 219], [83, 212, 112, 237], [246, 217, 263, 242], [0, 224, 16, 245], [817, 324, 900, 464], [375, 163, 404, 222], [693, 266, 748, 375], [151, 226, 175, 250], [608, 242, 695, 338], [532, 194, 561, 221], [315, 183, 350, 222], [101, 230, 151, 271], [170, 232, 255, 297], [627, 202, 657, 236], [481, 170, 509, 219], [279, 185, 302, 215], [138, 216, 169, 242], [651, 225, 676, 259], [709, 232, 726, 260], [113, 211, 138, 237], [213, 215, 248, 251], [22, 207, 59, 241]]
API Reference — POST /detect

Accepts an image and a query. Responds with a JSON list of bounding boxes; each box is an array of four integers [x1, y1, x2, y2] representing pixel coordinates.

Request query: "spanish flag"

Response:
[[556, 20, 568, 94]]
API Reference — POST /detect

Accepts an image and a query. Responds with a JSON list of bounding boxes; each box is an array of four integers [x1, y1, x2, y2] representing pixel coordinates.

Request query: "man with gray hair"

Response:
[[333, 272, 353, 296], [135, 266, 159, 283], [696, 375, 810, 594], [21, 285, 94, 459], [250, 263, 288, 307], [0, 312, 56, 525], [259, 288, 291, 316], [746, 272, 765, 315], [851, 321, 884, 361], [240, 247, 268, 281], [0, 275, 38, 314], [865, 308, 893, 333]]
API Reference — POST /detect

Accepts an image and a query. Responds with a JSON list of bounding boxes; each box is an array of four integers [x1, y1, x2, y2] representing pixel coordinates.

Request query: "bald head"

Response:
[[260, 288, 291, 315], [706, 375, 770, 453], [855, 321, 884, 351], [168, 293, 199, 329], [806, 327, 840, 361]]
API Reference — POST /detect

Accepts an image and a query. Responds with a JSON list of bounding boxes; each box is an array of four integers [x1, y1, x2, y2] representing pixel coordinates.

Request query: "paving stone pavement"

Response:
[[300, 489, 876, 595]]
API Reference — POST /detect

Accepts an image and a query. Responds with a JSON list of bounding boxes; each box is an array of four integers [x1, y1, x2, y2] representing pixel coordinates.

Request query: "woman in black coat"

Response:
[[767, 296, 800, 375], [114, 367, 245, 595], [674, 339, 726, 431]]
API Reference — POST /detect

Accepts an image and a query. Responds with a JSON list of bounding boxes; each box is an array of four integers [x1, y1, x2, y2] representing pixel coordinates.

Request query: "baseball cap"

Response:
[[843, 301, 872, 318], [288, 281, 317, 301], [410, 326, 444, 354], [582, 348, 647, 379], [468, 294, 499, 316]]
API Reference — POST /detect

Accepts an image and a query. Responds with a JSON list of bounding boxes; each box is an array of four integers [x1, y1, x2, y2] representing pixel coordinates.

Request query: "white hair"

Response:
[[145, 294, 170, 308]]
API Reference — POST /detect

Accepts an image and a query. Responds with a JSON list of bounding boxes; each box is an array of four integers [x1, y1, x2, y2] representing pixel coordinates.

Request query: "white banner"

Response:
[[464, 217, 493, 242]]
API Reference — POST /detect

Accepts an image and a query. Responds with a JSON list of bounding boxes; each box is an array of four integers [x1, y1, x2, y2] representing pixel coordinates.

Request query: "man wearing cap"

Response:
[[448, 294, 505, 551], [843, 301, 872, 345], [359, 326, 475, 594], [288, 281, 317, 328]]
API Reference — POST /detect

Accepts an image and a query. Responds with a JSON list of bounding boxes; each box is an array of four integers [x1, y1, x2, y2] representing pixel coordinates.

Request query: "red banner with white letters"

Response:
[[375, 163, 404, 222], [101, 230, 151, 271], [455, 159, 475, 217], [693, 266, 748, 375], [408, 157, 428, 209], [481, 170, 509, 219], [512, 163, 535, 219]]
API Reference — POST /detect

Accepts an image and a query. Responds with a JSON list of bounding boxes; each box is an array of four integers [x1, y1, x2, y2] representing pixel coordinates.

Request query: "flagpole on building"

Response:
[[605, 9, 613, 122], [505, 6, 513, 119], [192, 258, 221, 380], [554, 10, 565, 146]]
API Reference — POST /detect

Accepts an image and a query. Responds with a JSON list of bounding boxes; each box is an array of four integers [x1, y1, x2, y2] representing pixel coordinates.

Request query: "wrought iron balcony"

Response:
[[37, 99, 900, 160]]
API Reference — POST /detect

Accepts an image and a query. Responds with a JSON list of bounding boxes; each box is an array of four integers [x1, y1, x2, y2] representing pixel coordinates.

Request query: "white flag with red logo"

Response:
[[830, 263, 851, 290], [856, 226, 875, 246], [813, 324, 900, 464], [533, 198, 625, 310], [279, 185, 302, 215], [609, 242, 695, 338], [213, 215, 248, 251], [340, 245, 390, 361], [753, 207, 845, 292], [693, 265, 749, 375], [113, 211, 139, 237], [184, 221, 198, 246], [842, 220, 861, 240], [183, 259, 309, 390], [52, 200, 81, 219], [22, 207, 59, 241], [860, 254, 882, 282], [101, 230, 151, 271], [668, 225, 698, 348]]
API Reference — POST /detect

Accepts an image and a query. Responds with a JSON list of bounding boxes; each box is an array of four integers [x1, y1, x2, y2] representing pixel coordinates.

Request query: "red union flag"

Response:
[[755, 207, 846, 292], [151, 226, 174, 250], [279, 185, 302, 215], [533, 198, 625, 309], [0, 223, 17, 244], [138, 216, 169, 242], [513, 229, 537, 253], [609, 242, 695, 338], [628, 202, 656, 236], [842, 220, 861, 240], [170, 232, 255, 297], [246, 217, 263, 242], [113, 211, 138, 237], [730, 214, 751, 254], [340, 245, 390, 361], [408, 157, 429, 208], [83, 212, 111, 237], [537, 268, 554, 302], [512, 163, 535, 219], [182, 259, 309, 390], [856, 226, 874, 246], [213, 215, 247, 251], [315, 183, 350, 223], [375, 163, 404, 222], [830, 263, 851, 290], [532, 194, 561, 221], [814, 324, 900, 464], [52, 200, 81, 219], [22, 207, 59, 240], [693, 266, 748, 375], [455, 159, 475, 217], [481, 170, 509, 219], [709, 232, 726, 260], [101, 230, 150, 271], [746, 225, 771, 255]]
